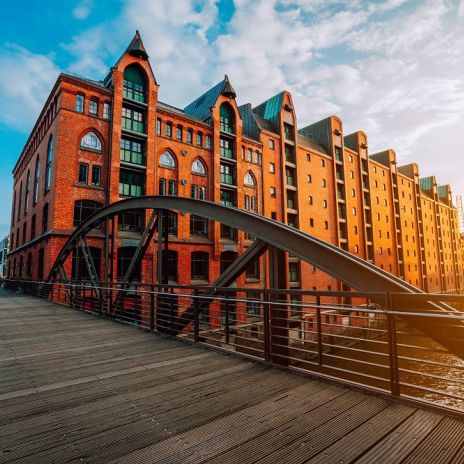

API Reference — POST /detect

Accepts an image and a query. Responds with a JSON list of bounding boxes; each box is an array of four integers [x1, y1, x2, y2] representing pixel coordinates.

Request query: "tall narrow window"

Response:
[[91, 166, 101, 186], [168, 180, 176, 196], [45, 137, 53, 193], [199, 186, 206, 200], [17, 182, 22, 221], [89, 99, 98, 115], [176, 125, 182, 140], [42, 203, 49, 233], [103, 102, 111, 120], [165, 122, 172, 138], [33, 157, 40, 204], [187, 129, 193, 144], [75, 94, 84, 112], [196, 133, 203, 147], [191, 184, 198, 199], [24, 170, 30, 214], [156, 118, 162, 135], [159, 178, 166, 195], [11, 191, 16, 227], [78, 163, 88, 184], [31, 215, 36, 240], [205, 135, 212, 149], [191, 251, 209, 281]]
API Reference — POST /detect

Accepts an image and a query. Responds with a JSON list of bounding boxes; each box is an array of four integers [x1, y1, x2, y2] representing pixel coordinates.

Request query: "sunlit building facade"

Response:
[[7, 32, 464, 293]]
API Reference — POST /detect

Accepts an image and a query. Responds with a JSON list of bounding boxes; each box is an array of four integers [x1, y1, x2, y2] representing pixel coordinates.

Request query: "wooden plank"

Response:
[[353, 409, 443, 464]]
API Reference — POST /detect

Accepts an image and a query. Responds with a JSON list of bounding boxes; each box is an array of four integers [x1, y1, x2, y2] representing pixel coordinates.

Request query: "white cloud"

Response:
[[72, 0, 93, 20], [3, 0, 464, 200], [0, 45, 60, 130]]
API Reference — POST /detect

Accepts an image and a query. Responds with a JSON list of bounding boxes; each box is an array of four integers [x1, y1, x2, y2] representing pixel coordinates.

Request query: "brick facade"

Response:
[[7, 32, 464, 293]]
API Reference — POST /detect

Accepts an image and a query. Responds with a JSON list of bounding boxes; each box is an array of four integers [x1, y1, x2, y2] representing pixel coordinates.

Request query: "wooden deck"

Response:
[[1, 290, 464, 464]]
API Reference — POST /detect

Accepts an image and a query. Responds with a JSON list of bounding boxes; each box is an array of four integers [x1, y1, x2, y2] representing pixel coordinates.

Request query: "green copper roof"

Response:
[[252, 92, 284, 131], [438, 185, 449, 198], [184, 75, 236, 121], [298, 118, 332, 152], [239, 104, 261, 141], [343, 133, 358, 151], [420, 177, 434, 192]]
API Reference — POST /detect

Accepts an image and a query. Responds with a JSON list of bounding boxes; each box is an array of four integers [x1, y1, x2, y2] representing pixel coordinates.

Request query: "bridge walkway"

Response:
[[1, 290, 464, 463]]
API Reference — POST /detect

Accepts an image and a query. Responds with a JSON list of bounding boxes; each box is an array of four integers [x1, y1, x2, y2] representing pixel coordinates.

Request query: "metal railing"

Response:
[[2, 278, 464, 415]]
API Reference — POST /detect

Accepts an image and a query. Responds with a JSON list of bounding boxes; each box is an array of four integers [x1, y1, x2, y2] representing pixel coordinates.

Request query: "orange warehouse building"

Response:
[[7, 32, 464, 294]]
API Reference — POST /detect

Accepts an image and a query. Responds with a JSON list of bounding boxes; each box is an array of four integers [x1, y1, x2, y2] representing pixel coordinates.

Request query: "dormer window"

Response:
[[123, 64, 147, 103], [219, 103, 234, 134], [80, 132, 102, 152]]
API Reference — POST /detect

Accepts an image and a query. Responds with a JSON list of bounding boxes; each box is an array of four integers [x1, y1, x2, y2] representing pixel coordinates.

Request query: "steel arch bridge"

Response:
[[47, 196, 464, 355]]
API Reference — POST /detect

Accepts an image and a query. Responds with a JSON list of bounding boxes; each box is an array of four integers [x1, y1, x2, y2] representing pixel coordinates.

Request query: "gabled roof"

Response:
[[184, 75, 236, 121], [252, 92, 284, 132]]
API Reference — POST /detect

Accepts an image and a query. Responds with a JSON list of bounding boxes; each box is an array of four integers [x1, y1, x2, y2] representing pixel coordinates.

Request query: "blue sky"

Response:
[[1, 0, 464, 238]]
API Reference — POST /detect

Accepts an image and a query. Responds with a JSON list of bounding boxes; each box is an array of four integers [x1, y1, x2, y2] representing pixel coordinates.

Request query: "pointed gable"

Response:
[[128, 31, 148, 60], [184, 75, 237, 121]]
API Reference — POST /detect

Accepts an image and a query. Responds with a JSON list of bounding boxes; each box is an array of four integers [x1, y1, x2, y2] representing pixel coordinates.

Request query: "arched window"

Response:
[[123, 64, 147, 103], [45, 137, 53, 192], [73, 200, 103, 227], [244, 171, 256, 187], [191, 158, 206, 175], [159, 151, 175, 168], [80, 132, 102, 151], [220, 103, 235, 134]]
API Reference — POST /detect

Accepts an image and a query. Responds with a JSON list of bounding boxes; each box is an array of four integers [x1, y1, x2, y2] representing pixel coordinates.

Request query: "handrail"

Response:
[[3, 278, 464, 417]]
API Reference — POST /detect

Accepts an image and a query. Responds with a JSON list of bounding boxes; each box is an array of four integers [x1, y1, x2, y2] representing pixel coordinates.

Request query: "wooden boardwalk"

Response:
[[1, 290, 464, 463]]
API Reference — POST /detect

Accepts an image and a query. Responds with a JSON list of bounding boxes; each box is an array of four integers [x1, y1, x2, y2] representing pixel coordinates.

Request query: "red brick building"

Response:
[[7, 32, 464, 293]]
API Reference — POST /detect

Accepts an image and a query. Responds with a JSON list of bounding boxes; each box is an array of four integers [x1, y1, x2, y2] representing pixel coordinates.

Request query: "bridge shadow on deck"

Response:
[[1, 290, 464, 464]]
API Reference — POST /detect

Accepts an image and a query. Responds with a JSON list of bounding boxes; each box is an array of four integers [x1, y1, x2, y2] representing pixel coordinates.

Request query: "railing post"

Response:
[[316, 294, 323, 366], [386, 293, 400, 396], [225, 295, 230, 345], [263, 289, 271, 363], [193, 288, 200, 343], [170, 287, 175, 333], [150, 284, 155, 332], [98, 285, 103, 316]]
